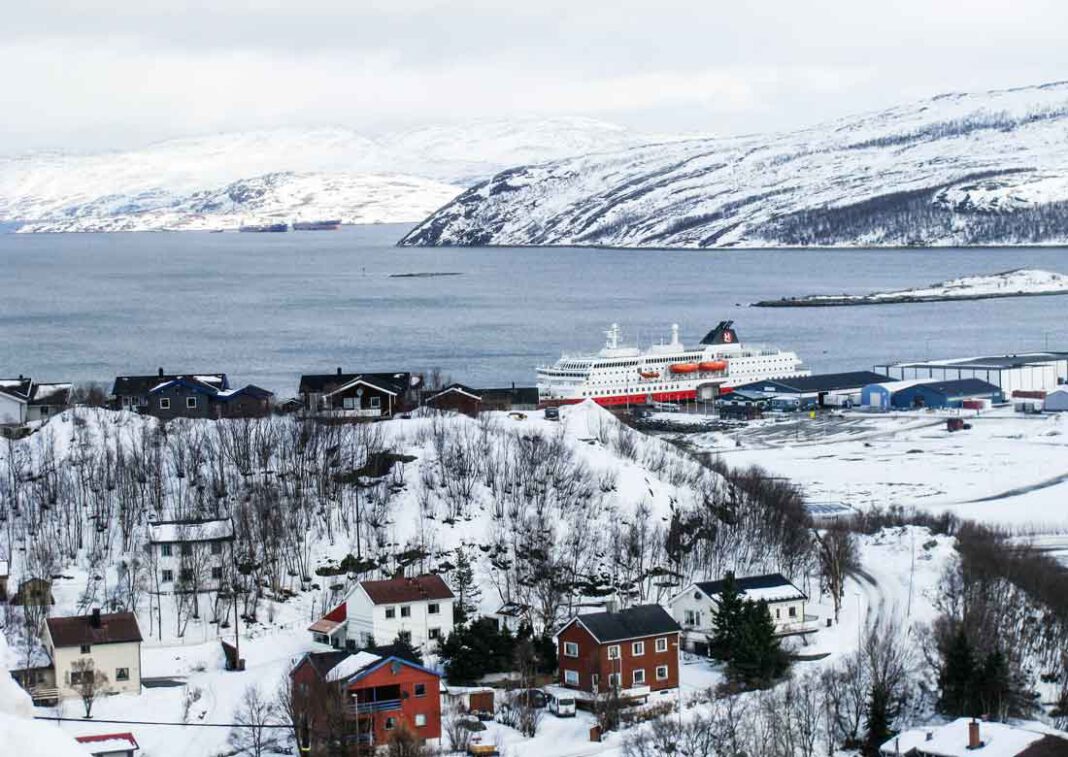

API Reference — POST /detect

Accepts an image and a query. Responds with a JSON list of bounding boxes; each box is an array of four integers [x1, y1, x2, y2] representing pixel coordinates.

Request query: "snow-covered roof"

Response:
[[325, 651, 381, 682], [882, 718, 1050, 757], [147, 518, 234, 543], [75, 732, 140, 755], [689, 574, 807, 604], [29, 383, 72, 404]]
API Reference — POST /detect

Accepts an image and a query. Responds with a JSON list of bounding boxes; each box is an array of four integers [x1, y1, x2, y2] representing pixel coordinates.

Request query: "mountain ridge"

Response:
[[399, 81, 1068, 249]]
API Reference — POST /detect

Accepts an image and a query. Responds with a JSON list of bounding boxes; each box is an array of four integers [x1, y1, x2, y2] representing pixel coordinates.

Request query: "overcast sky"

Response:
[[3, 0, 1067, 153]]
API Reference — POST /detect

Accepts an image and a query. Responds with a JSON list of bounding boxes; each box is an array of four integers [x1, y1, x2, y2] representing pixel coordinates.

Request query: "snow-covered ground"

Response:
[[400, 81, 1068, 249], [1, 118, 689, 233], [755, 268, 1068, 306], [8, 402, 1063, 755], [679, 406, 1068, 532]]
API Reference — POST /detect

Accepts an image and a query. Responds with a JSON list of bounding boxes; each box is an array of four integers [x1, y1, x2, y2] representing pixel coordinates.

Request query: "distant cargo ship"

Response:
[[239, 223, 289, 233], [292, 219, 341, 231]]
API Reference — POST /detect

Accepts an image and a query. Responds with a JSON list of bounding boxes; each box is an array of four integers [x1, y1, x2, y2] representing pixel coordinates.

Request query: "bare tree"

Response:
[[813, 522, 858, 623], [69, 658, 110, 718], [228, 683, 281, 757]]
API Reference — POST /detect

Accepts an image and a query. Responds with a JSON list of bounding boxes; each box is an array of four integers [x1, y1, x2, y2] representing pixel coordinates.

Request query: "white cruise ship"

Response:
[[537, 321, 808, 407]]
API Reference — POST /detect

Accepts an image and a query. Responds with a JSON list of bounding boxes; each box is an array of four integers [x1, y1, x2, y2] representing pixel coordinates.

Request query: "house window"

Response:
[[563, 641, 579, 658], [40, 406, 50, 416], [161, 569, 173, 582], [369, 397, 381, 409], [70, 670, 93, 685], [343, 397, 355, 410], [563, 669, 579, 685], [789, 606, 797, 618], [80, 644, 91, 654], [633, 668, 646, 685], [632, 641, 645, 656], [693, 591, 702, 600], [428, 603, 439, 615], [384, 717, 396, 730], [180, 568, 193, 581], [429, 628, 441, 640], [385, 607, 396, 619], [161, 544, 172, 557], [116, 667, 130, 681], [591, 674, 599, 690], [414, 683, 426, 697], [211, 567, 223, 580], [607, 672, 620, 688], [607, 645, 620, 660], [211, 542, 223, 555], [775, 608, 781, 619], [684, 609, 698, 626], [181, 544, 193, 556], [656, 665, 669, 681], [655, 637, 668, 653], [186, 396, 197, 409], [159, 398, 171, 410], [415, 713, 427, 727], [397, 631, 412, 644], [400, 606, 411, 618]]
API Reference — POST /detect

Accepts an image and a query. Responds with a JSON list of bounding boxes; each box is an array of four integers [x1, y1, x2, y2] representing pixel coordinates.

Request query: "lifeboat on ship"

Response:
[[669, 363, 699, 374], [639, 369, 660, 379], [699, 360, 728, 372]]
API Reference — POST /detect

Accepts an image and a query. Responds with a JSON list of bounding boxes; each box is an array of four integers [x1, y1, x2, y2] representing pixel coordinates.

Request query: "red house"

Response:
[[555, 604, 681, 700], [290, 651, 441, 751]]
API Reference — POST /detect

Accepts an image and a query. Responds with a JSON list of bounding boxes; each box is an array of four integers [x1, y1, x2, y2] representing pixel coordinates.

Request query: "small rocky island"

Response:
[[754, 268, 1068, 307]]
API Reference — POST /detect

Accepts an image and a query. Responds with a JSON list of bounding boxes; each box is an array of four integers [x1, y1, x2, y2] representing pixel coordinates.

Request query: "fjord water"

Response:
[[2, 224, 1067, 394]]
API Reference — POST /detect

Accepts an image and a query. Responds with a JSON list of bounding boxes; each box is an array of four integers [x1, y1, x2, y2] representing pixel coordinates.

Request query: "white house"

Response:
[[309, 574, 456, 651], [44, 610, 143, 700], [0, 378, 30, 426], [0, 377, 71, 426], [668, 573, 810, 654], [147, 518, 234, 593]]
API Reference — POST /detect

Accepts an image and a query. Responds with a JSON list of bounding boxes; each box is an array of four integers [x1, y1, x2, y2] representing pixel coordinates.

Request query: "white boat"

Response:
[[536, 321, 808, 407]]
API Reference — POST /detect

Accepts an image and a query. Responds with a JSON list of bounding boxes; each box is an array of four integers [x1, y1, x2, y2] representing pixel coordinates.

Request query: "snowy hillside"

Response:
[[400, 81, 1068, 249], [1, 118, 679, 233], [755, 268, 1068, 306]]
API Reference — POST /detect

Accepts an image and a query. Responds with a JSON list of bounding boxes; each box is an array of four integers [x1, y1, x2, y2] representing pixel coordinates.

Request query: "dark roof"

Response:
[[301, 650, 352, 678], [300, 372, 413, 396], [0, 378, 33, 401], [426, 383, 482, 402], [47, 611, 142, 647], [571, 604, 680, 643], [360, 574, 455, 605], [220, 384, 274, 401], [896, 378, 1002, 398], [695, 573, 801, 597], [478, 386, 540, 404], [736, 371, 891, 394], [1019, 735, 1068, 757], [148, 376, 223, 396], [29, 383, 72, 407], [112, 372, 228, 397]]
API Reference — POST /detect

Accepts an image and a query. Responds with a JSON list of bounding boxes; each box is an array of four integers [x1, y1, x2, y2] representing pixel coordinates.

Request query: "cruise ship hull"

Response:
[[536, 321, 806, 408]]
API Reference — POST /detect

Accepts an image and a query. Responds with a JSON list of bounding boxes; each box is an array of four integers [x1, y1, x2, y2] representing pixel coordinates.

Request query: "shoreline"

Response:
[[753, 289, 1068, 308]]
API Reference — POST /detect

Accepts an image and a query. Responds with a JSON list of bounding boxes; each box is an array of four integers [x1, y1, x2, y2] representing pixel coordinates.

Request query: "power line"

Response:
[[34, 715, 292, 729]]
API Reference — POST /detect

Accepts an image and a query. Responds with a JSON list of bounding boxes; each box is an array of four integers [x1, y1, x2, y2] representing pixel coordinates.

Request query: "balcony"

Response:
[[350, 698, 402, 714]]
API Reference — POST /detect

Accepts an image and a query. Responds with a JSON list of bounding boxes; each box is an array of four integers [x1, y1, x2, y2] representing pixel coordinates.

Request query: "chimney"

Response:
[[968, 720, 981, 750], [90, 608, 101, 628], [158, 367, 164, 377], [337, 367, 342, 376]]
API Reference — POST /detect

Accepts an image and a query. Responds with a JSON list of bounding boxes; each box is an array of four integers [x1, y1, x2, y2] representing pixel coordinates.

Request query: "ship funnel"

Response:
[[671, 323, 680, 346]]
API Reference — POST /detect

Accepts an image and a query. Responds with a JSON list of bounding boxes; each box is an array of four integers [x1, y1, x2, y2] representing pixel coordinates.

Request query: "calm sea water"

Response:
[[1, 224, 1067, 395]]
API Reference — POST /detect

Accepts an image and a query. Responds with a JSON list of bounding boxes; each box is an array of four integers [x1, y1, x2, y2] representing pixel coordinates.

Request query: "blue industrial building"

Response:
[[861, 378, 1003, 411]]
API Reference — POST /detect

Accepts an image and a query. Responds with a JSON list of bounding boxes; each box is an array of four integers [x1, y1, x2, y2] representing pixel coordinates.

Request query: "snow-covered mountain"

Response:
[[0, 118, 677, 233], [400, 82, 1068, 249]]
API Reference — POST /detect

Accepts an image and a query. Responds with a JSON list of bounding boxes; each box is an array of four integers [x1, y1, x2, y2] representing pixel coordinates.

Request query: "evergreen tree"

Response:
[[709, 572, 745, 661], [864, 686, 892, 757], [939, 627, 976, 716], [452, 547, 481, 624], [978, 648, 1011, 719], [438, 618, 516, 684], [729, 600, 788, 686], [389, 632, 424, 666]]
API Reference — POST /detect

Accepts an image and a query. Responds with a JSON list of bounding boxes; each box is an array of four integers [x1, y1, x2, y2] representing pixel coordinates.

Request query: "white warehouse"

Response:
[[876, 352, 1068, 395]]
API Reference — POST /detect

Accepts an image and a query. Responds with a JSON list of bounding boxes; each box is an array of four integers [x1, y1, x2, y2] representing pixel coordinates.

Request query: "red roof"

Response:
[[360, 574, 454, 605], [75, 732, 139, 750]]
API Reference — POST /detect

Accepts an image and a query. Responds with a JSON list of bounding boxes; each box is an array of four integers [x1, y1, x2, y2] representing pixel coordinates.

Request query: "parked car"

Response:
[[508, 688, 547, 709], [544, 407, 560, 421], [545, 689, 576, 717]]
